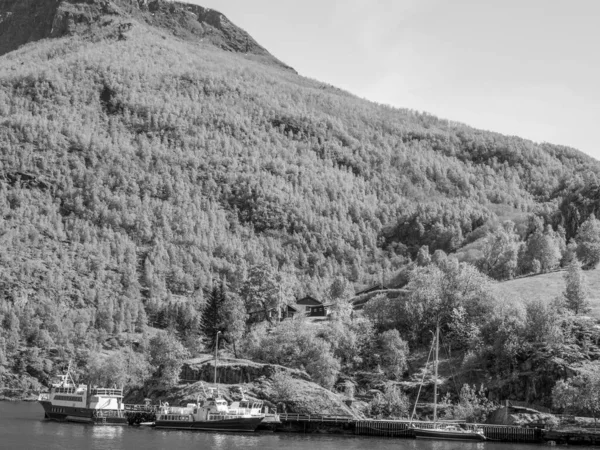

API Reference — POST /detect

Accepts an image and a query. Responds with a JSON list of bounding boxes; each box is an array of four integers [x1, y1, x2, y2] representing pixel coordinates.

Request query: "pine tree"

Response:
[[563, 258, 590, 315], [201, 282, 226, 350]]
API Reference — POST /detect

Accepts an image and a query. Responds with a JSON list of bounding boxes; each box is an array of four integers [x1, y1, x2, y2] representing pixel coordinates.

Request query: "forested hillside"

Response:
[[2, 0, 600, 412]]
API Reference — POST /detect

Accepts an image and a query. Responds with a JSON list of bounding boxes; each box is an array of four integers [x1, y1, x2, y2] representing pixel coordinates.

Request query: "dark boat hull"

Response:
[[39, 401, 128, 425], [414, 428, 486, 441], [154, 416, 263, 432]]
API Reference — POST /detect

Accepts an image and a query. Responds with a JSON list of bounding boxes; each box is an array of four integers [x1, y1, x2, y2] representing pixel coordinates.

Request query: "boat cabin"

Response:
[[157, 396, 264, 423]]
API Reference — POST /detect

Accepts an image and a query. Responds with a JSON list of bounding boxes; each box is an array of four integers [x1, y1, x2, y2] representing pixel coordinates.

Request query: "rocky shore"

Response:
[[125, 356, 359, 417]]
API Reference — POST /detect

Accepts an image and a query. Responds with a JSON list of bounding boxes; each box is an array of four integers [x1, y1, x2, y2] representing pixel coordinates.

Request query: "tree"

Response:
[[553, 363, 600, 424], [442, 384, 495, 422], [563, 258, 590, 315], [221, 291, 247, 357], [416, 245, 431, 267], [241, 264, 293, 323], [376, 329, 409, 379], [319, 316, 375, 372], [576, 214, 600, 269], [87, 348, 151, 389], [524, 298, 563, 346], [201, 283, 226, 351], [406, 256, 495, 345], [327, 276, 354, 302], [148, 332, 189, 387], [327, 276, 354, 323], [447, 305, 482, 350], [369, 384, 410, 419], [518, 217, 561, 274], [478, 221, 519, 280], [271, 370, 296, 403], [240, 318, 341, 389]]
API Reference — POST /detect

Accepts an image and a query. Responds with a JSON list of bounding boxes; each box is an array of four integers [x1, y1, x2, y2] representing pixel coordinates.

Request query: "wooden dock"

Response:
[[278, 414, 542, 442]]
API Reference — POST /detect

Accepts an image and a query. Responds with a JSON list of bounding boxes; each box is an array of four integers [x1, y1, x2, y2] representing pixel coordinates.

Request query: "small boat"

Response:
[[410, 323, 486, 442], [154, 331, 267, 432], [37, 362, 127, 425], [412, 423, 486, 441], [154, 393, 265, 432]]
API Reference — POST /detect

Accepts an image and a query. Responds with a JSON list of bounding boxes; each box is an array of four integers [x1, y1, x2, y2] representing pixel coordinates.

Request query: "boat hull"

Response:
[[414, 428, 486, 441], [154, 416, 263, 432], [39, 401, 128, 425]]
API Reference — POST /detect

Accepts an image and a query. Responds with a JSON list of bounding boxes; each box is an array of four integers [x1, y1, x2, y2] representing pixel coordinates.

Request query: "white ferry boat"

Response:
[[38, 363, 127, 425]]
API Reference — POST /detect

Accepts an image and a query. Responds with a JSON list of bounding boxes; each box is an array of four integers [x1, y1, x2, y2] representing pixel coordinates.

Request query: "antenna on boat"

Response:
[[63, 359, 76, 387]]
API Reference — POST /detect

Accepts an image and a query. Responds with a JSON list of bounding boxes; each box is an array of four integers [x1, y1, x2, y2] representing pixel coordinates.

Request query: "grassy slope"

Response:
[[501, 268, 600, 318]]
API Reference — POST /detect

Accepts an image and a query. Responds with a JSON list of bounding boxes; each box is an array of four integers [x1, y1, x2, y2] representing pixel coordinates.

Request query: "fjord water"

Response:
[[0, 402, 587, 450]]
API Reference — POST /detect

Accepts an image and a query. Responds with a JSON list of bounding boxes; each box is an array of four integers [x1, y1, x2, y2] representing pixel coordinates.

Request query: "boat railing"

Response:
[[124, 404, 161, 413], [93, 410, 125, 418], [91, 388, 123, 396]]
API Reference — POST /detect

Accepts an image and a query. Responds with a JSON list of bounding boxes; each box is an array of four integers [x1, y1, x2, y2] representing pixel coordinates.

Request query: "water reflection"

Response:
[[91, 425, 124, 440], [5, 403, 598, 450]]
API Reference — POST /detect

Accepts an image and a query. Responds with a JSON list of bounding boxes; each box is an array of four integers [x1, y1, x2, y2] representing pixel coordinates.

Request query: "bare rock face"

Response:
[[180, 357, 311, 385], [0, 0, 293, 70], [0, 0, 61, 55]]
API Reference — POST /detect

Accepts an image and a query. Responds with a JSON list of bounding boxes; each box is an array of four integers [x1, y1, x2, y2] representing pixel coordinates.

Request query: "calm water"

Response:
[[0, 402, 589, 450]]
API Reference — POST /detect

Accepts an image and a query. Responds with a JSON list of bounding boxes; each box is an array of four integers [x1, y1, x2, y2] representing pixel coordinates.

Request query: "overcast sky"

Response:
[[189, 0, 600, 160]]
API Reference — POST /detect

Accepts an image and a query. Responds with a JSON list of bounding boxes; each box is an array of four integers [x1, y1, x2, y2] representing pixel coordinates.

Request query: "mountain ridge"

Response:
[[0, 0, 294, 71]]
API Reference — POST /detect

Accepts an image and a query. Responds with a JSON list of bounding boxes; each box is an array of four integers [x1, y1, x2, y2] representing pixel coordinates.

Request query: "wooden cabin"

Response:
[[248, 304, 299, 322], [296, 295, 323, 315]]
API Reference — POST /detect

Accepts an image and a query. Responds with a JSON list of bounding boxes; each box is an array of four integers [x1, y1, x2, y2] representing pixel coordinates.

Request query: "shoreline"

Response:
[[0, 396, 39, 402]]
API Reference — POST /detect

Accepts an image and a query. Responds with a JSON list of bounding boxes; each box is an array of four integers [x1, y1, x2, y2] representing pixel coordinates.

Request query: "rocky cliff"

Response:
[[0, 0, 293, 70], [125, 357, 358, 417], [180, 357, 312, 385]]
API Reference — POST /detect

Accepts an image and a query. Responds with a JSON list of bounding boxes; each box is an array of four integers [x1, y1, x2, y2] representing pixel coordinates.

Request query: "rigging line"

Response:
[[439, 332, 461, 396], [409, 335, 436, 424]]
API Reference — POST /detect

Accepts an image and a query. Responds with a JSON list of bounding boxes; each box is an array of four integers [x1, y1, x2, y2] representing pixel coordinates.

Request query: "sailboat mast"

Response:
[[214, 331, 220, 386], [433, 321, 439, 424]]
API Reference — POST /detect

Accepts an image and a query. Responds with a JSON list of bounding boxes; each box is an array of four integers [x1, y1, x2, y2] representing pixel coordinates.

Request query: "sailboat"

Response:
[[411, 323, 486, 442]]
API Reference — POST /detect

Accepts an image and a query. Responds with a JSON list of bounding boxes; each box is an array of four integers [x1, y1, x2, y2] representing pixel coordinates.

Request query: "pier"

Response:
[[277, 414, 543, 442], [117, 406, 559, 443]]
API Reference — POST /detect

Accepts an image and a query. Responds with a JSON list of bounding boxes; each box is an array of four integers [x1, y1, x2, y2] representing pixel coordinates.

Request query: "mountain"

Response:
[[0, 0, 293, 70], [1, 0, 599, 402]]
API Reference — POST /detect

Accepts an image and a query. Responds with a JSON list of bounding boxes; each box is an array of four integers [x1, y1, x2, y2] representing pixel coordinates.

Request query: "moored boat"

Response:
[[154, 332, 268, 432], [412, 424, 486, 441], [37, 362, 127, 425], [154, 393, 265, 432], [410, 323, 487, 442]]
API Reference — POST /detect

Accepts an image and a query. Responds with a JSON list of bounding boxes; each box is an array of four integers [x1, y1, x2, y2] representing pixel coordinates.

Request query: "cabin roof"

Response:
[[296, 295, 322, 306]]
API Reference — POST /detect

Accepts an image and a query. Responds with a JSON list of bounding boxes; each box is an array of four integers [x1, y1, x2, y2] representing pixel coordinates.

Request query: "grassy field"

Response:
[[501, 267, 600, 318]]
